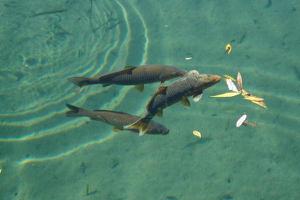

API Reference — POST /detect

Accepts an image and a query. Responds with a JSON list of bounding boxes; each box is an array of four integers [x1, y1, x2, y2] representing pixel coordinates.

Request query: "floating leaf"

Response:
[[226, 79, 239, 92], [224, 74, 236, 81], [192, 130, 202, 138], [236, 114, 247, 127], [237, 72, 243, 91], [211, 92, 240, 98]]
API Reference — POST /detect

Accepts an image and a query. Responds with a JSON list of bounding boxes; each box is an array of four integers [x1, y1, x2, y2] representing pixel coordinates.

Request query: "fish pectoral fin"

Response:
[[135, 84, 144, 92], [112, 127, 122, 132], [124, 118, 150, 135], [193, 94, 203, 102], [139, 131, 146, 136], [156, 108, 163, 117], [96, 66, 136, 82], [181, 96, 191, 107], [156, 86, 167, 95]]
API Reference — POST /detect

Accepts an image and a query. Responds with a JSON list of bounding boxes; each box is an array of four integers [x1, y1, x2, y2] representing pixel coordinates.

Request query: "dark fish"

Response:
[[65, 104, 169, 135], [126, 70, 221, 134], [68, 64, 186, 91]]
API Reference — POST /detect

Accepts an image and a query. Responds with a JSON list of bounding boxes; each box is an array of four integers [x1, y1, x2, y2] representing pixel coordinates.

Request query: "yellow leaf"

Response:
[[251, 100, 267, 108], [224, 74, 236, 81], [192, 130, 202, 138], [225, 43, 232, 54], [211, 92, 240, 98], [243, 95, 264, 102]]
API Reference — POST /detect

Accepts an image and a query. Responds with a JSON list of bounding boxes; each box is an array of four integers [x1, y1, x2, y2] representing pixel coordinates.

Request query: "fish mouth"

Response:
[[209, 75, 221, 83], [201, 74, 221, 89]]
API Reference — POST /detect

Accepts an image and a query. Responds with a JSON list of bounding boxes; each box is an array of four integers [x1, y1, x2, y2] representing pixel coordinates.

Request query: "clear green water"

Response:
[[0, 0, 300, 199]]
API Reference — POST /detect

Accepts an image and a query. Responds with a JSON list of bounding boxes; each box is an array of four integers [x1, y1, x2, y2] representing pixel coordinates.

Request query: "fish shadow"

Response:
[[183, 137, 211, 149]]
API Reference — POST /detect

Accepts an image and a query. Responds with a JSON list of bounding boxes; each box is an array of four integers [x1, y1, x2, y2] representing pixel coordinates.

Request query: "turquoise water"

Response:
[[0, 0, 300, 199]]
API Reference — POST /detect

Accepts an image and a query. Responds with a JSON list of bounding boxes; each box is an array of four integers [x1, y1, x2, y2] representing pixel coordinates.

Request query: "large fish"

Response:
[[65, 104, 169, 135], [125, 70, 221, 134], [69, 64, 187, 91]]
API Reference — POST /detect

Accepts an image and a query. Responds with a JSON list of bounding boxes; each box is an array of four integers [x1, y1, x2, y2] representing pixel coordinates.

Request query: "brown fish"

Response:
[[69, 64, 186, 91], [125, 70, 221, 134], [65, 104, 169, 135]]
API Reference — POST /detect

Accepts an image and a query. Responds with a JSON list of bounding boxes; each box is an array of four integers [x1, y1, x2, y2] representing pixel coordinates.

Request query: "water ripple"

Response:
[[0, 0, 150, 163]]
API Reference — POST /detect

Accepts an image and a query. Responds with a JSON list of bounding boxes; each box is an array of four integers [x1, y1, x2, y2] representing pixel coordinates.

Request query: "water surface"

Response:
[[0, 0, 299, 199]]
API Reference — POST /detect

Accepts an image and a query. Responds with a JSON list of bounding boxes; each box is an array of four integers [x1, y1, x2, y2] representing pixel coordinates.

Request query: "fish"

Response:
[[65, 104, 169, 135], [125, 70, 221, 134], [68, 64, 187, 91]]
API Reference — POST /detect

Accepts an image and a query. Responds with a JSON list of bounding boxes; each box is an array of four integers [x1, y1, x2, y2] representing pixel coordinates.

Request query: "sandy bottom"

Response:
[[0, 0, 300, 200]]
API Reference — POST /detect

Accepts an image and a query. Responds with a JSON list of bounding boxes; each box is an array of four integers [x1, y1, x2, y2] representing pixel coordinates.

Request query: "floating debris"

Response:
[[236, 72, 243, 91], [192, 130, 202, 138], [236, 114, 247, 127], [236, 114, 256, 127], [211, 92, 240, 98], [225, 43, 232, 54], [224, 74, 236, 81], [211, 72, 267, 108], [226, 78, 238, 92]]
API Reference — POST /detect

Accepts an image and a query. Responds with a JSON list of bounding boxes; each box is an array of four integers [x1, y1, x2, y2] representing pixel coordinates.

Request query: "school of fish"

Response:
[[66, 64, 221, 135], [67, 43, 267, 136]]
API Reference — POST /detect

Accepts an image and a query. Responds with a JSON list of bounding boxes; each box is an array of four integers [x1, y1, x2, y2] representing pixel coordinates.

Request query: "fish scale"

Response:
[[68, 64, 187, 87], [149, 77, 197, 113], [65, 104, 169, 135], [125, 72, 221, 134]]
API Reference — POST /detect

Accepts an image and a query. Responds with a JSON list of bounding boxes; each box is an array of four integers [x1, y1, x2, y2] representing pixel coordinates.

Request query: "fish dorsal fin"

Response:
[[96, 67, 137, 82], [156, 86, 167, 95], [146, 86, 167, 111], [135, 84, 144, 92], [124, 65, 136, 69], [193, 94, 203, 102], [93, 109, 133, 117], [122, 66, 136, 74], [181, 96, 190, 107], [156, 108, 163, 117]]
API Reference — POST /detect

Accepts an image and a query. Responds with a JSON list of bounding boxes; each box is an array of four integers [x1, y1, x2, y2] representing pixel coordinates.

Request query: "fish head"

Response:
[[196, 73, 221, 90], [185, 70, 200, 77], [147, 123, 170, 135]]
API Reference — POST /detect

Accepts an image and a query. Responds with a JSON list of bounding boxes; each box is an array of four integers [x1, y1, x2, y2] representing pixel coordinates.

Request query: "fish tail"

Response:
[[124, 114, 154, 136], [68, 77, 92, 87], [65, 103, 90, 117]]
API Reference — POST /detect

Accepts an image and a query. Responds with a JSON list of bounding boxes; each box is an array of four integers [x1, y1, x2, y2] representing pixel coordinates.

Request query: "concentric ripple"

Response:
[[0, 0, 149, 162]]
